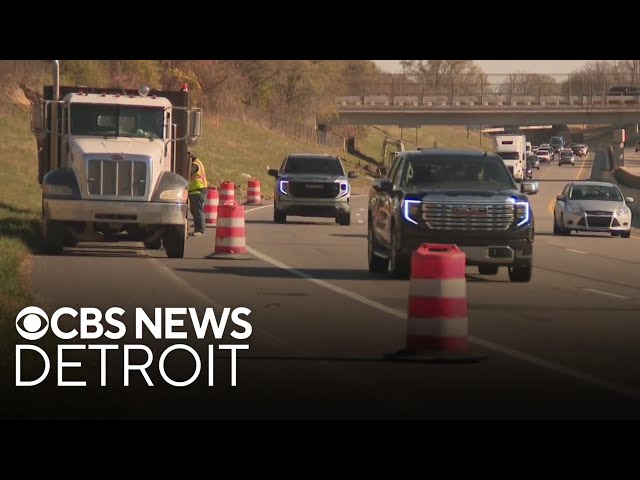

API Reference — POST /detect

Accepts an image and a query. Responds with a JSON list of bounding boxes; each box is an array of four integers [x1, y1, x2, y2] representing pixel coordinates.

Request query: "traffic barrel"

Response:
[[385, 243, 485, 363], [205, 202, 253, 260], [219, 181, 235, 205], [204, 187, 219, 227], [245, 179, 262, 205]]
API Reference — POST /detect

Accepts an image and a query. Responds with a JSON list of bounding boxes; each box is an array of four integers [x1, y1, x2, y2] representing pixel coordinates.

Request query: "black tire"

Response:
[[508, 262, 532, 282], [560, 215, 571, 236], [164, 225, 185, 258], [621, 230, 631, 238], [478, 264, 499, 275], [144, 237, 162, 250], [389, 231, 411, 279], [337, 211, 351, 226], [368, 224, 388, 273], [42, 220, 64, 254], [611, 232, 620, 237], [274, 209, 287, 224]]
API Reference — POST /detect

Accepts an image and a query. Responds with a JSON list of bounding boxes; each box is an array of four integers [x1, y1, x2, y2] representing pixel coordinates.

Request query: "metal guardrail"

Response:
[[335, 95, 640, 107]]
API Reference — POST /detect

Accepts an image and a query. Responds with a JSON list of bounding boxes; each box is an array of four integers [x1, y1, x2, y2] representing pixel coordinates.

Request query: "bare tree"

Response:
[[400, 60, 484, 96]]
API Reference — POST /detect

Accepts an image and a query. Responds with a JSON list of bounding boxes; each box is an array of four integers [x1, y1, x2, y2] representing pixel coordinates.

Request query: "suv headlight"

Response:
[[402, 199, 421, 225], [278, 180, 289, 195], [514, 201, 530, 226], [337, 181, 349, 197]]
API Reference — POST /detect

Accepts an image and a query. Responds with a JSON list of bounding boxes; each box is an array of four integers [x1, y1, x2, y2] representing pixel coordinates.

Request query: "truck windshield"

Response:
[[70, 103, 164, 139], [283, 157, 344, 175], [402, 155, 515, 189]]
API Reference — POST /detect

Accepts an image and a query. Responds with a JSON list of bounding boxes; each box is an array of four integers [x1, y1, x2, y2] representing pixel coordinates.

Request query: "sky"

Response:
[[373, 60, 595, 74]]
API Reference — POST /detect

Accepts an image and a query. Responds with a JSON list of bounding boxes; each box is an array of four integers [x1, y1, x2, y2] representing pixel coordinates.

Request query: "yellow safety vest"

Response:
[[189, 158, 208, 193]]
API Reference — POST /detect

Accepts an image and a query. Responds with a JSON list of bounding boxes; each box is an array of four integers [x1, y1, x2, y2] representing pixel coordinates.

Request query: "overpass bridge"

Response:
[[330, 73, 640, 127]]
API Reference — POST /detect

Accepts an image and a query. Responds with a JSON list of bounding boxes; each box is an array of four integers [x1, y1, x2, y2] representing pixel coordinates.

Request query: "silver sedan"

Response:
[[554, 181, 633, 237]]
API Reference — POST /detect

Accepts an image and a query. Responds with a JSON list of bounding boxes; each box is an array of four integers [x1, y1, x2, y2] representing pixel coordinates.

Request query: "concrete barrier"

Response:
[[422, 96, 448, 106], [394, 96, 418, 106], [592, 147, 640, 227], [511, 96, 536, 106], [364, 96, 390, 106], [453, 96, 478, 106]]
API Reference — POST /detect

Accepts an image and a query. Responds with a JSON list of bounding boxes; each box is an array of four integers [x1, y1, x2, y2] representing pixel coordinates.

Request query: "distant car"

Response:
[[636, 141, 640, 153], [525, 161, 533, 179], [527, 154, 540, 170], [554, 181, 633, 237], [559, 150, 575, 166], [608, 86, 640, 96], [531, 145, 539, 154], [536, 148, 552, 164]]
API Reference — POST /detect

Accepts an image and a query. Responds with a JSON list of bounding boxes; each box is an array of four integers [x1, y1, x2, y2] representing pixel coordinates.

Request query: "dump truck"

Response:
[[31, 60, 202, 257]]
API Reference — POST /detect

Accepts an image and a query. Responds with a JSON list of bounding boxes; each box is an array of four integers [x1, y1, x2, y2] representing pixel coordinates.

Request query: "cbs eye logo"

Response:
[[15, 306, 49, 340]]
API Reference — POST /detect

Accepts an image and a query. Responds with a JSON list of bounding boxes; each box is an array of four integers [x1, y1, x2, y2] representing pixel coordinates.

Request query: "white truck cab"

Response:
[[494, 134, 527, 182]]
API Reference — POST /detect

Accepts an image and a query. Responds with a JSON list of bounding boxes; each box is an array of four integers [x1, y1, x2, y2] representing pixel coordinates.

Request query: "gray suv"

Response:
[[268, 153, 357, 225]]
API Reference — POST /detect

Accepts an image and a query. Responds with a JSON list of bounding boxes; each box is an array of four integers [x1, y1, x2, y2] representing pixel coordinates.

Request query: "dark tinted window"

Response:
[[400, 154, 514, 188], [283, 156, 344, 175]]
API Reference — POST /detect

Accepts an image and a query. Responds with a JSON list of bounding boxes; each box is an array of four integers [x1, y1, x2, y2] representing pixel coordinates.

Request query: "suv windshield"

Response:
[[70, 103, 165, 139], [569, 184, 622, 201], [283, 156, 344, 175], [401, 154, 515, 189]]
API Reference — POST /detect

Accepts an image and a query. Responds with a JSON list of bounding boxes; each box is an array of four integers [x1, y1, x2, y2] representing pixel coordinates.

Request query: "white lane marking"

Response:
[[565, 248, 587, 254], [583, 288, 630, 300], [245, 245, 640, 401]]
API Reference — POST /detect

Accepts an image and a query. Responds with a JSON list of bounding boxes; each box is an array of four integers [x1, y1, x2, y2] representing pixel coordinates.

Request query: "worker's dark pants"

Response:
[[189, 190, 207, 233]]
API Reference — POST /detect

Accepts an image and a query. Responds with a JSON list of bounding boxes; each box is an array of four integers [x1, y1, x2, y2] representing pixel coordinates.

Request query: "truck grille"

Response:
[[87, 159, 147, 197], [289, 182, 339, 198], [422, 202, 515, 231]]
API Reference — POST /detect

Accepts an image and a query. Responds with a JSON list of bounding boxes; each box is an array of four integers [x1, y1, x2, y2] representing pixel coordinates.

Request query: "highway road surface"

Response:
[[12, 149, 640, 419]]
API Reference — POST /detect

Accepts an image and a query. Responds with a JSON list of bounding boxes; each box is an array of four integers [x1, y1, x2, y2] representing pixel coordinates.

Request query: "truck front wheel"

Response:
[[508, 261, 532, 282], [163, 225, 186, 258], [43, 220, 64, 254]]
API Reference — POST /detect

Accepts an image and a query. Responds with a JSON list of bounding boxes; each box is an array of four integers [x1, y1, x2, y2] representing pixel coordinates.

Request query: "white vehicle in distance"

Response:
[[536, 148, 552, 164], [554, 181, 633, 237]]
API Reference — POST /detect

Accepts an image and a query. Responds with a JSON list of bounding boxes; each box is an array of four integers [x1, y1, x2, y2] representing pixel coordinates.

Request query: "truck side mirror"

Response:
[[348, 171, 358, 179], [378, 166, 388, 177], [268, 168, 279, 178], [373, 178, 393, 193], [189, 109, 202, 139], [521, 181, 539, 195], [556, 194, 565, 201]]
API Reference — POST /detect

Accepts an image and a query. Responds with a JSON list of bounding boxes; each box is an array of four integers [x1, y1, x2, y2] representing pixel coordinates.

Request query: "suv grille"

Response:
[[289, 182, 339, 198], [87, 159, 147, 197], [422, 202, 515, 231]]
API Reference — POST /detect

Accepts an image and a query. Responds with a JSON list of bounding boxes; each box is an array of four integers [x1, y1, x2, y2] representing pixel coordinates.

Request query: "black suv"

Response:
[[367, 149, 539, 281]]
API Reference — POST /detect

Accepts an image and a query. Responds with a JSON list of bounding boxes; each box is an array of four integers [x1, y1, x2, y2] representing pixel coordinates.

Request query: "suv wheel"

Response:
[[508, 261, 532, 282], [274, 209, 287, 223], [621, 230, 631, 238], [43, 220, 64, 254], [337, 211, 351, 226], [389, 231, 411, 279], [368, 225, 388, 273]]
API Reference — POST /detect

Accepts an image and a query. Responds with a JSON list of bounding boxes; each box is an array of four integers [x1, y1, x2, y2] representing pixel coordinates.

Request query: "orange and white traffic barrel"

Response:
[[205, 203, 252, 260], [246, 179, 262, 205], [385, 243, 485, 363], [204, 188, 219, 227], [219, 181, 235, 206]]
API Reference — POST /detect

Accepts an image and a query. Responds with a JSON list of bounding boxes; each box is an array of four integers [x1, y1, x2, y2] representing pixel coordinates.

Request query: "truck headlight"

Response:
[[338, 181, 349, 197], [43, 184, 73, 196], [278, 180, 289, 195], [402, 199, 421, 225], [514, 201, 530, 226], [159, 189, 188, 202]]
